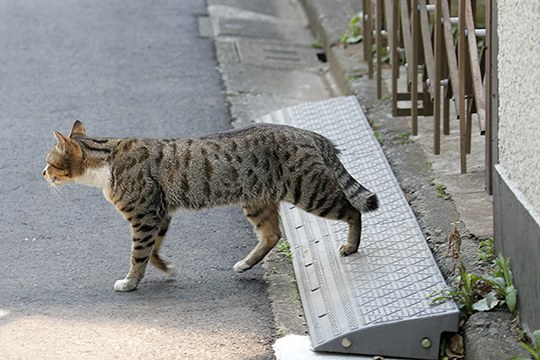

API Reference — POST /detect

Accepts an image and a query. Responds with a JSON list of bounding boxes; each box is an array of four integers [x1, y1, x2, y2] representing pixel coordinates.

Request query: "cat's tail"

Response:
[[336, 163, 379, 213], [312, 134, 379, 213]]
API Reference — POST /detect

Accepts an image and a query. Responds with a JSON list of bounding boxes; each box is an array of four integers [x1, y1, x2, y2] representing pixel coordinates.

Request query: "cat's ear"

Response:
[[53, 131, 76, 152], [69, 120, 86, 138], [53, 131, 80, 154]]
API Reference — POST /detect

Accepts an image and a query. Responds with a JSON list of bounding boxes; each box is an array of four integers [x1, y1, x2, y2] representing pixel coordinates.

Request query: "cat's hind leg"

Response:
[[306, 191, 362, 257], [234, 202, 282, 273], [337, 210, 361, 256], [150, 216, 176, 276]]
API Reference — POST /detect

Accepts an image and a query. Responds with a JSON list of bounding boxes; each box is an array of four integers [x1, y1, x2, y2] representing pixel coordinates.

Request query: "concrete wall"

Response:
[[497, 0, 540, 211], [495, 0, 540, 332]]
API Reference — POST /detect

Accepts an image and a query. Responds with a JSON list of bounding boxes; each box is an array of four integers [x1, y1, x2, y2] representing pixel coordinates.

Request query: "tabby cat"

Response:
[[43, 121, 378, 291]]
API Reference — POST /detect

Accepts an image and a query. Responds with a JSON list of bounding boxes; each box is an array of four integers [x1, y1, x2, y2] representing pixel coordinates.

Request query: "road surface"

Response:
[[0, 1, 275, 358]]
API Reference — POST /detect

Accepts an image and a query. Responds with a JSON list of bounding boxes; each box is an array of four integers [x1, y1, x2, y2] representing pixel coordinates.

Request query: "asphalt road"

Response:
[[0, 1, 275, 358]]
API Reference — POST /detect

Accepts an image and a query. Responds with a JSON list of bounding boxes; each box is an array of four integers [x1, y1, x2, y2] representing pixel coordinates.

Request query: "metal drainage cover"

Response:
[[214, 18, 313, 44], [213, 38, 322, 70], [258, 97, 459, 360]]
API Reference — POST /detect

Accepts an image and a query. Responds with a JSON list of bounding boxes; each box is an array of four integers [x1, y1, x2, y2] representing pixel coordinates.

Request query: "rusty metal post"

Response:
[[465, 0, 486, 134], [441, 0, 451, 136], [411, 0, 419, 135], [485, 0, 493, 193], [466, 96, 473, 154], [391, 0, 400, 116], [442, 0, 460, 116], [376, 0, 383, 99], [458, 0, 467, 173], [364, 0, 374, 79], [363, 0, 369, 61], [443, 92, 450, 135], [434, 0, 442, 155]]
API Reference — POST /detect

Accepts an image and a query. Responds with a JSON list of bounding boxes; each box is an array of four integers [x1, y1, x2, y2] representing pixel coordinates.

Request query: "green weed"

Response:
[[373, 129, 384, 145], [276, 239, 292, 259], [371, 43, 390, 63], [340, 15, 363, 44], [430, 263, 484, 315], [430, 255, 518, 314], [478, 237, 495, 264], [512, 329, 540, 360], [434, 183, 453, 200], [397, 132, 413, 145], [484, 254, 517, 312]]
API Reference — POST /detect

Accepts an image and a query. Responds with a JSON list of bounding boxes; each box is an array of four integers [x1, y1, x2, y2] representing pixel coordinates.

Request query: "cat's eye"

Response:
[[48, 163, 63, 171]]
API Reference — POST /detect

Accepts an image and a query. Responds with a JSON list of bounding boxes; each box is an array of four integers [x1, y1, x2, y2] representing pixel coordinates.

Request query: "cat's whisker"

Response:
[[48, 183, 67, 198]]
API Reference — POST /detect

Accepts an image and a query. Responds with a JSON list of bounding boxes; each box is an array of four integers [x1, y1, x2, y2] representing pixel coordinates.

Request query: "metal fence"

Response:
[[362, 0, 493, 191]]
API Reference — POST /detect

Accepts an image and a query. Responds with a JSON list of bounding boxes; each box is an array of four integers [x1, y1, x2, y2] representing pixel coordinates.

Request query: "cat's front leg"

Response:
[[114, 219, 161, 292]]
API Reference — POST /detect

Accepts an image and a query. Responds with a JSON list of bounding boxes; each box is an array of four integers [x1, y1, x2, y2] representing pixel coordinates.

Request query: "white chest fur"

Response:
[[76, 166, 111, 189]]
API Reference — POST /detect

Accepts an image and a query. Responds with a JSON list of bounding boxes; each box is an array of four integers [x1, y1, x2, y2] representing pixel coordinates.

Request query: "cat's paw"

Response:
[[339, 243, 358, 256], [163, 264, 176, 277], [233, 260, 252, 273], [114, 278, 140, 292]]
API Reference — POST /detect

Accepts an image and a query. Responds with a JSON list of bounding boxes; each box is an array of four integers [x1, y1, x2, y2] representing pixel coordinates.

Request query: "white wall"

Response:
[[497, 0, 540, 213]]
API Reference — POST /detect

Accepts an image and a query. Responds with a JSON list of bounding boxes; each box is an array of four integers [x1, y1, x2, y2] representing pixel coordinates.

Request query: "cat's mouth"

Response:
[[44, 174, 60, 186], [43, 168, 60, 186]]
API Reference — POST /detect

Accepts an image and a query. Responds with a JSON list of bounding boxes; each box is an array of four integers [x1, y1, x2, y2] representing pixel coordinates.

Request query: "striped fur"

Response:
[[44, 121, 378, 291]]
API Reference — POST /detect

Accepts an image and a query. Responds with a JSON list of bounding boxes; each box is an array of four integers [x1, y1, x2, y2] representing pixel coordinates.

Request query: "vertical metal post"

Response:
[[376, 0, 383, 99], [363, 0, 369, 62], [391, 0, 399, 116], [442, 0, 460, 133], [485, 0, 493, 193], [442, 0, 451, 136], [411, 0, 419, 135], [458, 0, 467, 173], [466, 96, 473, 154], [434, 0, 442, 155], [443, 94, 450, 135], [365, 0, 374, 79]]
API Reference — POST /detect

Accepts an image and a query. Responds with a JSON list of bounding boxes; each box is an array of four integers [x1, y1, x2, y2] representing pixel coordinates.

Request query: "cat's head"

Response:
[[43, 120, 87, 186]]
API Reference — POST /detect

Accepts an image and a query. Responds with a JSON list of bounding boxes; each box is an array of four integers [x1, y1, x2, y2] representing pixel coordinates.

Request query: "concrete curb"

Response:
[[299, 0, 358, 96]]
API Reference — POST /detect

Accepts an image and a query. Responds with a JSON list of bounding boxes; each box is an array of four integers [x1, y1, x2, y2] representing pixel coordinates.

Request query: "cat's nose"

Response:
[[42, 170, 46, 176]]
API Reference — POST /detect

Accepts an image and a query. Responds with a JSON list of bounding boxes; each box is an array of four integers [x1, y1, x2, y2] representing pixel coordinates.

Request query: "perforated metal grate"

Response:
[[259, 97, 459, 360]]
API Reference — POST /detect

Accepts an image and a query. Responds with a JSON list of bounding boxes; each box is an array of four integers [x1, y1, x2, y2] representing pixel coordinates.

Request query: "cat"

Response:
[[43, 120, 378, 291]]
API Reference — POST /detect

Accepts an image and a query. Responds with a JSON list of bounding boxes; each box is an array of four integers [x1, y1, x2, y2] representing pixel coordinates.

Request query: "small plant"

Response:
[[483, 254, 517, 312], [478, 237, 495, 264], [447, 223, 461, 273], [430, 263, 484, 315], [340, 15, 363, 44], [434, 183, 453, 200], [397, 132, 413, 145], [276, 238, 292, 259], [371, 43, 390, 63], [470, 255, 510, 313], [512, 329, 540, 360], [381, 94, 392, 102], [431, 253, 518, 314], [310, 42, 323, 49], [373, 129, 384, 145]]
